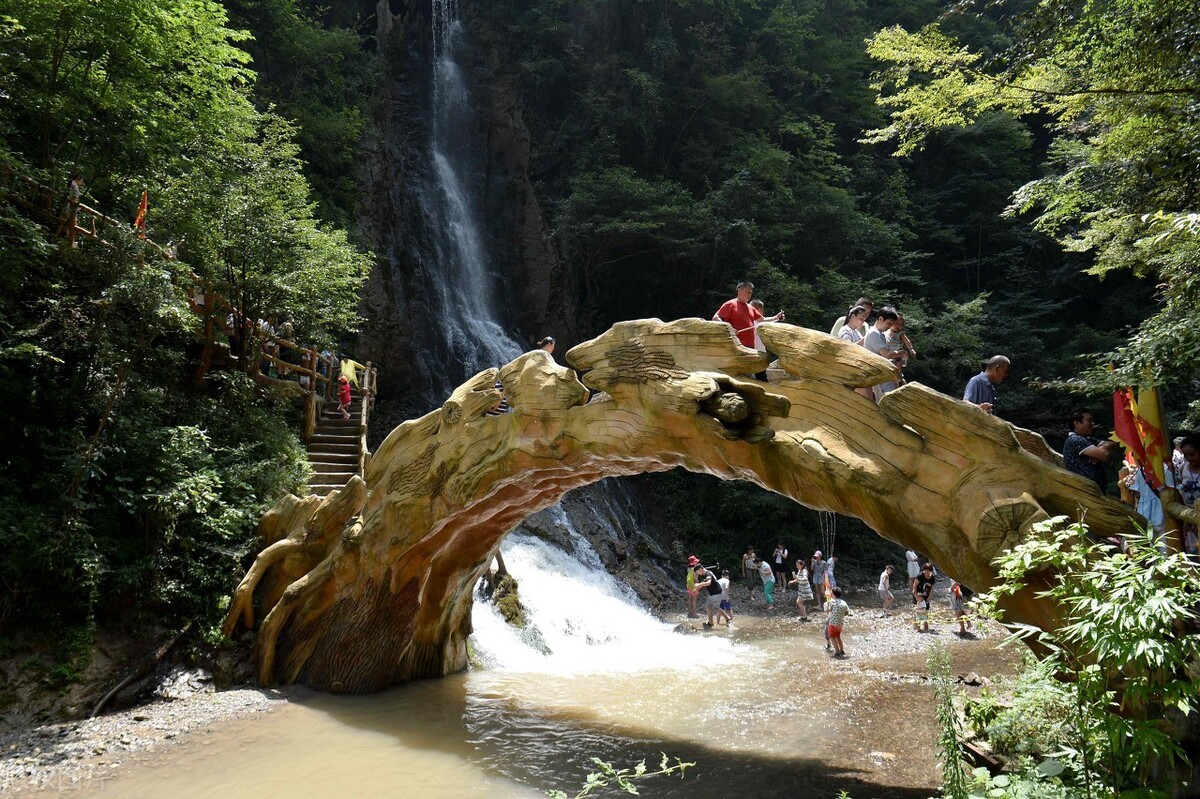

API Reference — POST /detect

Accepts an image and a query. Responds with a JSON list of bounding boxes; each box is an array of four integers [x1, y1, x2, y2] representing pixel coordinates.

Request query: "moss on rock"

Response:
[[493, 575, 525, 628]]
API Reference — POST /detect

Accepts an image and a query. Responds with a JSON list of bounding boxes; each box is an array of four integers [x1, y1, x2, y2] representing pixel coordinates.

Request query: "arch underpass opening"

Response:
[[224, 318, 1133, 693]]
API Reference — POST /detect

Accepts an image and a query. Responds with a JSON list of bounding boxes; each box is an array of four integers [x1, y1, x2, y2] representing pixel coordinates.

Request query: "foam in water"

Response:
[[471, 512, 741, 675]]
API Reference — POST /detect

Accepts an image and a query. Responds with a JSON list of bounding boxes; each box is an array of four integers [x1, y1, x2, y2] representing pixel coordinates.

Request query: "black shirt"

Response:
[[1063, 432, 1106, 492], [915, 572, 936, 600]]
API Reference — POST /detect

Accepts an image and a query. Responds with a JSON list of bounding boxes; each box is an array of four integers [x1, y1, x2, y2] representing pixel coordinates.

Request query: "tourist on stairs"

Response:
[[337, 375, 352, 420]]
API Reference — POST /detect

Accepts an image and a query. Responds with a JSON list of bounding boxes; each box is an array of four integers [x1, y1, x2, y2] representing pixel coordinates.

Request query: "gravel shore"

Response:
[[0, 683, 302, 796]]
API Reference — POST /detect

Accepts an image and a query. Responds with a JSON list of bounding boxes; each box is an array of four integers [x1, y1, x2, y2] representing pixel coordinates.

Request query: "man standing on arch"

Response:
[[713, 281, 764, 349], [1063, 408, 1118, 492]]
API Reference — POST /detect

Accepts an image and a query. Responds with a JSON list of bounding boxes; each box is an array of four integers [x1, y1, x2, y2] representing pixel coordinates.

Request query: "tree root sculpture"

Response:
[[225, 318, 1135, 692]]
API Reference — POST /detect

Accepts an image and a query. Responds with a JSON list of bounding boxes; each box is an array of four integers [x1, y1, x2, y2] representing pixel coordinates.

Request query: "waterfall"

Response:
[[416, 2, 678, 667], [471, 514, 738, 673], [424, 0, 522, 392]]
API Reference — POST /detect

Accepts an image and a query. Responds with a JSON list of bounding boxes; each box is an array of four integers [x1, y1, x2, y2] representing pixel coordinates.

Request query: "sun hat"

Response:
[[687, 555, 700, 566]]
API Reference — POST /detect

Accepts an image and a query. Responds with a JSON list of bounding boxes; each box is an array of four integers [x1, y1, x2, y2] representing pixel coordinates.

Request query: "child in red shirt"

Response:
[[337, 375, 352, 420]]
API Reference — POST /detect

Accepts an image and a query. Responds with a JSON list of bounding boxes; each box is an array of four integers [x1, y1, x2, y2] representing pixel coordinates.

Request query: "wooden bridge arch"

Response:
[[223, 318, 1133, 693]]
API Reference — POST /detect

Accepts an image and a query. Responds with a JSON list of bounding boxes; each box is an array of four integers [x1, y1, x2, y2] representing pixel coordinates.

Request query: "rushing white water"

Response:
[[426, 0, 522, 386], [470, 518, 741, 674], [425, 2, 686, 672]]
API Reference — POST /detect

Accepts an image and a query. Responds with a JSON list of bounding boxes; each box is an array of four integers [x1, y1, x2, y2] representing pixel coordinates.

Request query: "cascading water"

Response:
[[424, 0, 522, 392], [418, 1, 680, 669], [471, 511, 737, 673]]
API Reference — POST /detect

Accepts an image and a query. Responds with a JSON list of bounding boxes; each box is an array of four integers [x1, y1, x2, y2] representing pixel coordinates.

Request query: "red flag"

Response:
[[1111, 388, 1147, 464], [133, 191, 148, 239]]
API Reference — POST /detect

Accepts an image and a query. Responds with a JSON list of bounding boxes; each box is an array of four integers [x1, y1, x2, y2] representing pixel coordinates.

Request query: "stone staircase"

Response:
[[307, 397, 364, 498]]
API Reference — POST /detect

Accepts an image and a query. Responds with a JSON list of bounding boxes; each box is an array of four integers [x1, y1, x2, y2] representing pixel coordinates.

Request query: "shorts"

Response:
[[878, 589, 894, 602], [827, 624, 843, 637], [688, 588, 698, 597], [705, 594, 723, 611], [719, 600, 732, 612]]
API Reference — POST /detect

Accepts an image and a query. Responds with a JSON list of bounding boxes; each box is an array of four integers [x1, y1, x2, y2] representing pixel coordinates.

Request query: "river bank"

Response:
[[0, 684, 298, 795], [1, 579, 1018, 798]]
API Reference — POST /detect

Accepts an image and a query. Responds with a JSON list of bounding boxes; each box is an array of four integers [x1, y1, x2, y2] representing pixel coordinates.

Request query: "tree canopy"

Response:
[[864, 0, 1200, 402], [0, 0, 371, 637]]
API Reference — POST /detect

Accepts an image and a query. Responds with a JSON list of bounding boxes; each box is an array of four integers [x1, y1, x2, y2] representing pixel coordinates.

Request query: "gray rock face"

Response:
[[355, 6, 578, 434]]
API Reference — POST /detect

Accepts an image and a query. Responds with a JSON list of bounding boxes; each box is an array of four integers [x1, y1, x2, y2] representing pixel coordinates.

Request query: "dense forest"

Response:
[[1, 0, 1196, 726], [0, 0, 373, 662]]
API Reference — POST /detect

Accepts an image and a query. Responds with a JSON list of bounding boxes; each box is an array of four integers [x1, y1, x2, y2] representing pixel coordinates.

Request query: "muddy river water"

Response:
[[35, 609, 1019, 799]]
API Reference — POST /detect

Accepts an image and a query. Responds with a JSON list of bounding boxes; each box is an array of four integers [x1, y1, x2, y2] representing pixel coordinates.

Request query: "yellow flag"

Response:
[[1134, 386, 1168, 490]]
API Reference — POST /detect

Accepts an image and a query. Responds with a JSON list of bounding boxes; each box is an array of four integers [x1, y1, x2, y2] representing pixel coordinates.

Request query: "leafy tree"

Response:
[[0, 0, 254, 186], [0, 0, 370, 639], [157, 113, 370, 351], [223, 0, 377, 228], [864, 1, 1200, 416]]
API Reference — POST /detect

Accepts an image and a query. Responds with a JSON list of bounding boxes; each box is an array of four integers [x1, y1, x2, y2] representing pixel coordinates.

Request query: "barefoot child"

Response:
[[878, 564, 895, 611], [914, 596, 930, 632], [825, 587, 850, 658], [757, 557, 776, 610], [718, 569, 734, 625]]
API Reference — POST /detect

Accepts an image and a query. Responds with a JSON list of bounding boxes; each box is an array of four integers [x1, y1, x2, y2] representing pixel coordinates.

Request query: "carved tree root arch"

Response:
[[224, 319, 1134, 692]]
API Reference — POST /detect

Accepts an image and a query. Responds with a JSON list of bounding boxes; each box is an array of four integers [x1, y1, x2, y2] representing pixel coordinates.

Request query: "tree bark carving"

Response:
[[225, 318, 1135, 692]]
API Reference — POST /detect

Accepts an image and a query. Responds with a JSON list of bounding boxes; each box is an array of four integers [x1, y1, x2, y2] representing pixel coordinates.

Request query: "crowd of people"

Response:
[[690, 544, 975, 657], [711, 282, 1010, 414], [712, 280, 1196, 552]]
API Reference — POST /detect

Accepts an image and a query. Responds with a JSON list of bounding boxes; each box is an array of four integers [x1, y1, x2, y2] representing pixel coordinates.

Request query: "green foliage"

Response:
[[975, 520, 1200, 795], [157, 112, 371, 347], [959, 764, 1092, 799], [929, 643, 971, 799], [864, 1, 1200, 399], [43, 624, 95, 692], [0, 0, 254, 179], [545, 753, 694, 799], [223, 0, 377, 228], [0, 0, 368, 641], [965, 657, 1076, 763]]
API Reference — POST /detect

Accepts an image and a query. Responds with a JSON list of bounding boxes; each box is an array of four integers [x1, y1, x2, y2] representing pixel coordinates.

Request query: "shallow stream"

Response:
[[31, 535, 1019, 799]]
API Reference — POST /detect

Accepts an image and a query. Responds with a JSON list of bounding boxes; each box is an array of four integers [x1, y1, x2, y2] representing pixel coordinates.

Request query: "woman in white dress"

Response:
[[790, 559, 814, 619]]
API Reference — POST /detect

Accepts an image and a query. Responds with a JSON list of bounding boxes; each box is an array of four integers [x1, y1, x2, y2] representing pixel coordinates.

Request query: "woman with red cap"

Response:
[[685, 555, 700, 618]]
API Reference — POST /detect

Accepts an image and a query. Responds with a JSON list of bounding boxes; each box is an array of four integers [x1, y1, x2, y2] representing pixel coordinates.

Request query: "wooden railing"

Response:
[[20, 177, 379, 447], [191, 290, 377, 446]]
